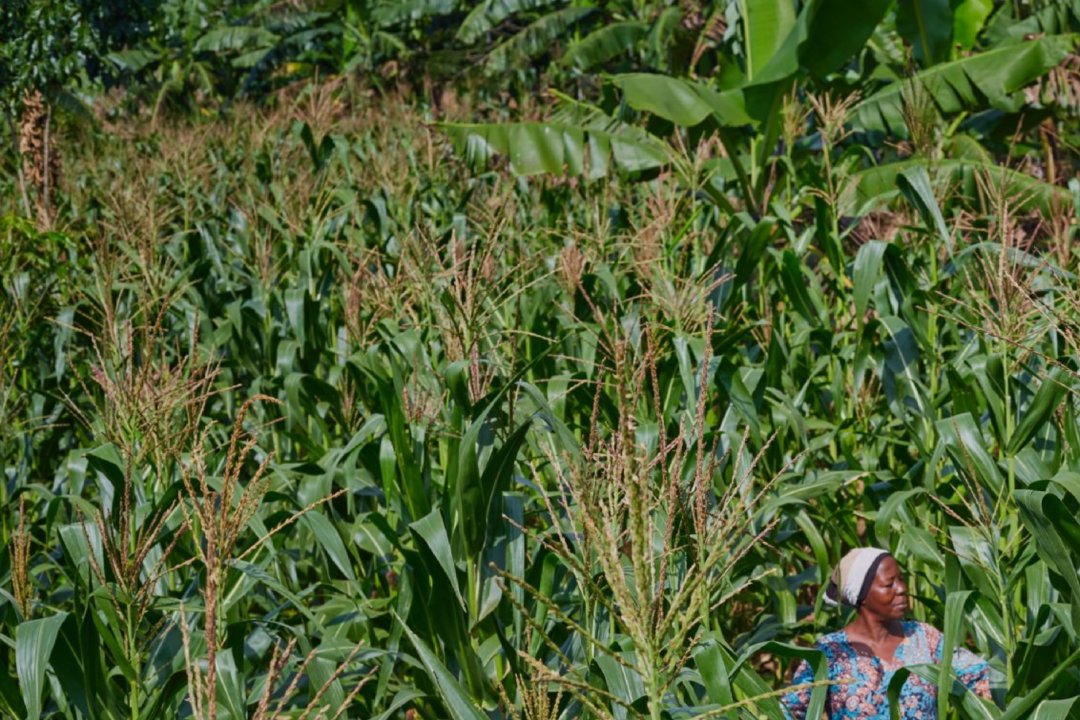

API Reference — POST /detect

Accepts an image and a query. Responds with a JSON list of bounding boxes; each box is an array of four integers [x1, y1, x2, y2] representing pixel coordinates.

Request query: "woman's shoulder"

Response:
[[812, 629, 851, 654], [905, 620, 943, 641]]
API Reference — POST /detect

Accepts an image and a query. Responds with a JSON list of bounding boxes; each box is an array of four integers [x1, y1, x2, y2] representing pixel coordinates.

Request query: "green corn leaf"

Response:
[[752, 641, 828, 719], [1015, 491, 1080, 632], [1050, 471, 1080, 505], [370, 689, 427, 720], [215, 650, 245, 719], [897, 166, 950, 250], [596, 652, 645, 714], [853, 240, 887, 323], [1028, 697, 1079, 720], [1000, 646, 1080, 719], [936, 413, 1004, 493], [50, 610, 98, 719], [693, 634, 736, 706], [778, 250, 823, 324], [847, 155, 1073, 218], [302, 512, 357, 582], [887, 665, 919, 720], [16, 612, 69, 720], [398, 618, 489, 720], [479, 420, 531, 546], [409, 510, 466, 611], [1007, 366, 1071, 455], [938, 590, 973, 718]]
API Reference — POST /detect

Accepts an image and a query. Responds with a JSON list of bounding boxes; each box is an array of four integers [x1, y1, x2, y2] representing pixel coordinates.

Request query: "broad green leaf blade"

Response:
[[1000, 647, 1080, 719], [398, 619, 489, 720], [479, 420, 532, 546], [953, 0, 994, 49], [857, 34, 1079, 134], [938, 591, 973, 718], [610, 74, 753, 127], [16, 612, 69, 720], [194, 26, 278, 53], [936, 413, 1004, 492], [898, 166, 950, 249], [215, 650, 245, 719], [1015, 491, 1080, 633], [409, 510, 466, 610], [442, 120, 669, 177], [800, 0, 890, 77], [596, 652, 645, 713], [457, 0, 563, 44], [1029, 697, 1079, 720], [1008, 366, 1070, 455], [562, 21, 648, 69], [371, 0, 458, 27], [613, 73, 712, 125], [741, 0, 797, 81], [853, 240, 888, 322], [485, 6, 594, 73], [302, 512, 357, 582], [693, 635, 735, 706], [847, 155, 1073, 216], [897, 0, 954, 65], [778, 250, 823, 324], [753, 641, 829, 719], [986, 0, 1080, 44]]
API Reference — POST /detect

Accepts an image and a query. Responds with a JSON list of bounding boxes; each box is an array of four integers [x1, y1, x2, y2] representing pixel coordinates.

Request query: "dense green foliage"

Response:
[[3, 0, 1080, 719]]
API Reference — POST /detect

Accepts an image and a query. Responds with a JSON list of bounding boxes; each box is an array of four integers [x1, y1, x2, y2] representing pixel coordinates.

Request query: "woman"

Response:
[[781, 548, 990, 719]]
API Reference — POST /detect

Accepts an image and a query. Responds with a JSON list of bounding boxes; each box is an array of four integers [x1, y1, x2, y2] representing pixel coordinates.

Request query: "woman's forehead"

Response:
[[876, 555, 900, 575]]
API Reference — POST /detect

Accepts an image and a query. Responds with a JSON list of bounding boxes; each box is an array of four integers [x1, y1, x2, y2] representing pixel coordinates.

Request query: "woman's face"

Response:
[[860, 556, 908, 619]]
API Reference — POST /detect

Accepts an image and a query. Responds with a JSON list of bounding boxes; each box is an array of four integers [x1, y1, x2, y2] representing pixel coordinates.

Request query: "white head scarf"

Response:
[[824, 547, 891, 607]]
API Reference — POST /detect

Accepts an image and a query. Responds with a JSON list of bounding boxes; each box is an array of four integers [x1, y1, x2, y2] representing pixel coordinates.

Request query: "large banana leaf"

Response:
[[371, 0, 458, 27], [740, 0, 797, 82], [986, 0, 1080, 44], [561, 20, 648, 69], [484, 6, 595, 72], [857, 34, 1079, 134], [444, 74, 753, 195], [953, 0, 994, 49], [896, 0, 954, 65], [193, 26, 279, 54], [609, 73, 754, 127], [442, 118, 669, 177], [799, 0, 891, 77], [457, 0, 567, 43]]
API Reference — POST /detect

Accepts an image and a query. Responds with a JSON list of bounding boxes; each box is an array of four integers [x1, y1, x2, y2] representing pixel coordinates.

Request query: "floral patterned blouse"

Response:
[[781, 621, 991, 719]]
